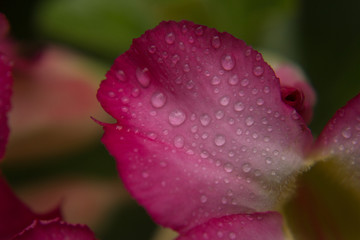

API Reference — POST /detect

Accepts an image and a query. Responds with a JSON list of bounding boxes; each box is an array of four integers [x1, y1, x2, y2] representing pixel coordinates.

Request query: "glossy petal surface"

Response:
[[177, 212, 284, 240], [98, 20, 312, 231], [315, 93, 360, 178], [12, 218, 96, 240]]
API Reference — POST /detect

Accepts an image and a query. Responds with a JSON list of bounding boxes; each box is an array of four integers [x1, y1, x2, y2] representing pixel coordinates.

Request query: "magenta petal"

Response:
[[0, 52, 12, 160], [315, 93, 360, 174], [0, 174, 61, 240], [12, 218, 96, 240], [176, 212, 285, 240], [98, 20, 312, 231]]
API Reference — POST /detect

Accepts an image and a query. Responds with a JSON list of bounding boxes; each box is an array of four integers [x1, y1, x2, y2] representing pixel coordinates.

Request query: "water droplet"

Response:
[[136, 67, 151, 87], [256, 98, 264, 106], [265, 157, 272, 164], [131, 88, 140, 97], [253, 66, 264, 76], [223, 162, 233, 173], [174, 135, 185, 148], [342, 127, 352, 139], [108, 91, 116, 98], [221, 54, 235, 71], [229, 232, 236, 239], [172, 54, 180, 64], [215, 110, 224, 120], [200, 114, 211, 126], [234, 101, 244, 112], [142, 171, 149, 178], [195, 26, 204, 36], [220, 96, 230, 106], [211, 76, 221, 85], [200, 195, 208, 203], [183, 63, 190, 72], [211, 36, 221, 49], [165, 32, 175, 44], [215, 135, 226, 146], [148, 45, 156, 54], [241, 78, 249, 87], [242, 163, 252, 173], [228, 74, 239, 85], [200, 150, 210, 159], [151, 92, 167, 108], [186, 80, 195, 89], [245, 117, 255, 126], [169, 110, 186, 126], [116, 70, 126, 81], [245, 48, 251, 56]]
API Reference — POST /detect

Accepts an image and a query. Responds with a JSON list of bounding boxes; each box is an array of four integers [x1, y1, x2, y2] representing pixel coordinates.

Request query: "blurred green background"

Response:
[[1, 0, 360, 239]]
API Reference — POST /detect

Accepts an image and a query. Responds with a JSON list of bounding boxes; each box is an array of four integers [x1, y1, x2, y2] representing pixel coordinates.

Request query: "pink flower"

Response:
[[97, 20, 360, 239], [0, 13, 96, 240]]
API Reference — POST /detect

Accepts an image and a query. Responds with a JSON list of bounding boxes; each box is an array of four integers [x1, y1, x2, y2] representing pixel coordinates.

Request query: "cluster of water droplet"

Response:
[[102, 21, 308, 225]]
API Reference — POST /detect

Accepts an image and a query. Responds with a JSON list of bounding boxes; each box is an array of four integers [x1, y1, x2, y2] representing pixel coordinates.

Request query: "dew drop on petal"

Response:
[[136, 67, 151, 87], [228, 74, 239, 85], [245, 116, 255, 126], [165, 32, 175, 44], [221, 54, 235, 71], [215, 110, 225, 120], [241, 78, 249, 87], [151, 92, 167, 108], [234, 101, 244, 112], [342, 127, 352, 139], [256, 98, 264, 106], [220, 96, 230, 106], [148, 45, 156, 54], [174, 135, 185, 148], [169, 110, 186, 126], [223, 162, 233, 173], [211, 76, 221, 85], [200, 114, 211, 126], [242, 163, 252, 173], [214, 135, 226, 146], [211, 35, 221, 49], [253, 66, 264, 76]]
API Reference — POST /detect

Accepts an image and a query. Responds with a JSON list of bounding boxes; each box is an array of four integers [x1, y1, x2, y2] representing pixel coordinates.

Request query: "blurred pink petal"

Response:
[[176, 212, 284, 240], [0, 13, 12, 160], [315, 93, 360, 177], [275, 64, 316, 123], [5, 46, 107, 160], [0, 174, 61, 240], [12, 218, 96, 240], [98, 20, 312, 232], [16, 177, 130, 230], [0, 52, 12, 160]]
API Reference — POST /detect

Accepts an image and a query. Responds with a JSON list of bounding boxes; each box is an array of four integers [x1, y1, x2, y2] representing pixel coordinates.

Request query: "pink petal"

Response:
[[315, 93, 360, 175], [12, 218, 96, 240], [176, 212, 285, 240], [98, 20, 312, 231], [0, 174, 61, 240], [275, 64, 316, 124], [0, 52, 12, 160], [0, 13, 10, 40]]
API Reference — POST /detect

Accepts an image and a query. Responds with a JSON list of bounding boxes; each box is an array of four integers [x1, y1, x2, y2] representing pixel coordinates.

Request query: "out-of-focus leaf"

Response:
[[35, 0, 298, 59]]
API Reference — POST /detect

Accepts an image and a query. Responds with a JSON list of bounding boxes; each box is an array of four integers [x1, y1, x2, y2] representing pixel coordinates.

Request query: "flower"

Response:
[[0, 13, 97, 240], [97, 20, 360, 239]]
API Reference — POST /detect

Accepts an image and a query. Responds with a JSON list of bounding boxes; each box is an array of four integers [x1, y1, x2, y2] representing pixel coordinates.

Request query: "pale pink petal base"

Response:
[[12, 218, 96, 240], [98, 20, 312, 232], [177, 212, 284, 240], [315, 93, 360, 177]]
